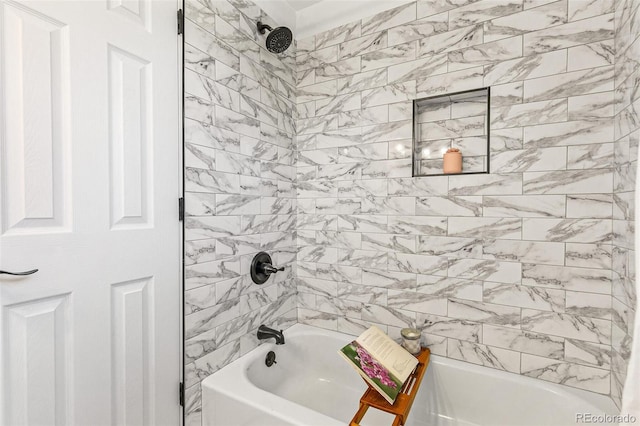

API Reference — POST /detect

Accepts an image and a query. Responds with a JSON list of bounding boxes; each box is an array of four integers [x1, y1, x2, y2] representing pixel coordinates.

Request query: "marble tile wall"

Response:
[[183, 1, 297, 424], [295, 0, 625, 400], [183, 0, 637, 420], [612, 0, 639, 408]]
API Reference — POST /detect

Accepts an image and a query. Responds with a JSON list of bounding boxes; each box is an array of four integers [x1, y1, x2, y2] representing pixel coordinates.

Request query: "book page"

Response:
[[355, 326, 418, 382]]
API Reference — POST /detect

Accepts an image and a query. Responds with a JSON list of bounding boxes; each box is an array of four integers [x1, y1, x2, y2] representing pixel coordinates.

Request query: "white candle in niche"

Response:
[[401, 328, 421, 355]]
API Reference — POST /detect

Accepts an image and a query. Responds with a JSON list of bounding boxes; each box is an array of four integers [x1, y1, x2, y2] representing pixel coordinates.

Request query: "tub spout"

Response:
[[257, 324, 285, 345]]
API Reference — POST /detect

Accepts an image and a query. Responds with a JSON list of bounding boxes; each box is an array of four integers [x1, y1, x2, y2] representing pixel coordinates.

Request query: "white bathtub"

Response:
[[202, 324, 618, 426]]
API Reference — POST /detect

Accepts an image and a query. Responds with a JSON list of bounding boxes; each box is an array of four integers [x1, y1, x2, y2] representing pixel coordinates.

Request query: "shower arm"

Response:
[[257, 21, 273, 34]]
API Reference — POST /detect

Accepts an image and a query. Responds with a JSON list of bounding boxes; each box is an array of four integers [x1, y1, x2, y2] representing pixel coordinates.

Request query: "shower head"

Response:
[[257, 21, 292, 54]]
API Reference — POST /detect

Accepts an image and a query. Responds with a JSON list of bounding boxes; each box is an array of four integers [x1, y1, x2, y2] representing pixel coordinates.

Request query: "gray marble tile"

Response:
[[338, 31, 388, 60], [388, 177, 448, 196], [483, 1, 566, 42], [448, 339, 521, 373], [565, 339, 612, 370], [185, 192, 217, 217], [569, 92, 615, 121], [566, 194, 613, 219], [448, 0, 523, 30], [523, 169, 613, 194], [418, 24, 484, 56], [185, 239, 217, 266], [184, 384, 202, 426], [523, 119, 614, 148], [565, 291, 612, 320], [186, 143, 216, 171], [483, 324, 564, 359], [389, 252, 449, 276], [315, 57, 362, 83], [214, 15, 259, 63], [490, 128, 524, 151], [338, 105, 388, 128], [484, 50, 567, 85], [448, 217, 521, 240], [417, 0, 481, 18], [522, 310, 611, 344], [484, 282, 565, 312], [491, 99, 567, 129], [568, 40, 615, 71], [491, 146, 567, 173], [315, 128, 362, 149], [449, 298, 521, 327], [185, 168, 240, 193], [523, 263, 612, 294], [566, 243, 612, 269], [315, 295, 363, 318], [315, 21, 361, 49], [362, 41, 417, 71], [448, 258, 522, 284], [185, 43, 216, 81], [521, 354, 610, 394], [449, 174, 523, 196], [185, 256, 242, 291], [388, 289, 448, 315], [568, 0, 614, 21], [361, 232, 416, 254], [523, 13, 614, 55], [185, 283, 217, 315], [240, 56, 277, 93], [361, 2, 417, 35], [259, 49, 295, 86], [567, 143, 614, 170], [418, 66, 484, 97], [186, 0, 239, 29], [215, 105, 260, 139], [523, 218, 612, 243], [483, 195, 565, 217], [388, 54, 448, 84], [362, 81, 416, 108], [611, 297, 635, 335], [362, 120, 412, 143], [448, 36, 523, 71], [416, 313, 481, 342], [338, 249, 389, 269], [418, 235, 483, 258], [483, 239, 564, 265], [524, 66, 614, 102], [185, 340, 240, 387], [490, 81, 524, 107], [388, 12, 449, 45], [613, 190, 635, 221], [388, 216, 447, 235], [417, 196, 483, 216], [417, 275, 483, 301], [297, 80, 337, 104], [185, 19, 240, 70]]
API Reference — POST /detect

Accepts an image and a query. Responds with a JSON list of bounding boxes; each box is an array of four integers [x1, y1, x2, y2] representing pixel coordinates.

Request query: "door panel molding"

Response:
[[0, 1, 71, 235]]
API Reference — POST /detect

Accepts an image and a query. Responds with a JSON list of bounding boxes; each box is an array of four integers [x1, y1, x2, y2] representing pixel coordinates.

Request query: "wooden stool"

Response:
[[349, 348, 430, 426]]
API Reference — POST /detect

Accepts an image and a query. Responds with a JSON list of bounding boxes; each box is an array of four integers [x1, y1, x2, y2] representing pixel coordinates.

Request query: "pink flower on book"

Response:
[[355, 345, 396, 388]]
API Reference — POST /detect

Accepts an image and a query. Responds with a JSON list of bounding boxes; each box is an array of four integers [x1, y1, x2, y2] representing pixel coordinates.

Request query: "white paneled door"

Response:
[[0, 0, 182, 425]]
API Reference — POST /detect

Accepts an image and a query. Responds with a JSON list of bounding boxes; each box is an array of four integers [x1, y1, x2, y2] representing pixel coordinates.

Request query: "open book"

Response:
[[338, 326, 419, 404]]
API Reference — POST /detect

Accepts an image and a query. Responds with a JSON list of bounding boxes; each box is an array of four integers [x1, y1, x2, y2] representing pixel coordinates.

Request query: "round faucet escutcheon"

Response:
[[265, 351, 277, 367], [250, 252, 285, 285]]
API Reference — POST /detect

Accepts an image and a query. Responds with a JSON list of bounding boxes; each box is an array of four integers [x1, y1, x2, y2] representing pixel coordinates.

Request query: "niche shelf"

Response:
[[412, 87, 490, 177]]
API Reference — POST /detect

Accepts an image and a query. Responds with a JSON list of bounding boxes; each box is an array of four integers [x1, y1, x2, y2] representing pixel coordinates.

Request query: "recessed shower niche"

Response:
[[412, 87, 490, 177]]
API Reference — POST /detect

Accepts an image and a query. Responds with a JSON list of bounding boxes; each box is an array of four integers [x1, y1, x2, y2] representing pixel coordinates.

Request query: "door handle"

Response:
[[0, 269, 38, 276]]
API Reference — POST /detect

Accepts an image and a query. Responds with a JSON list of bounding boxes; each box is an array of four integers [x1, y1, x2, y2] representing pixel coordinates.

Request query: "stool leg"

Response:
[[350, 403, 369, 426]]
